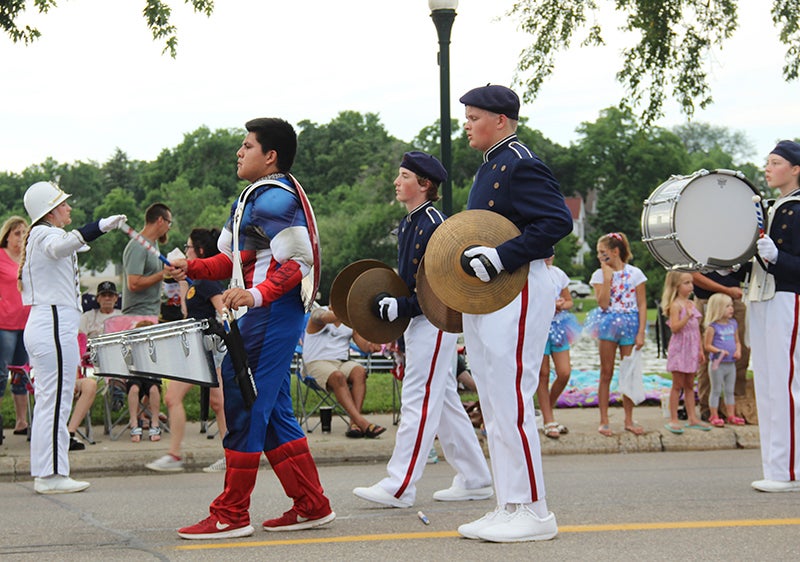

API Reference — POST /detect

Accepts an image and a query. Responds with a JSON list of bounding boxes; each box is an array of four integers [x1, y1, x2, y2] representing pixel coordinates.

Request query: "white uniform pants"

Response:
[[378, 316, 491, 504], [749, 292, 800, 482], [24, 305, 80, 478], [463, 259, 555, 505]]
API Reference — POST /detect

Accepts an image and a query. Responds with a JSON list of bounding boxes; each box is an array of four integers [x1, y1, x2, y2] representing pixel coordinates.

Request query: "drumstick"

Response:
[[753, 195, 765, 237], [118, 222, 193, 283]]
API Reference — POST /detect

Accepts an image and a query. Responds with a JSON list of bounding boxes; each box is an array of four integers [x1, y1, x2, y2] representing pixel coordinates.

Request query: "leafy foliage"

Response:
[[509, 1, 800, 124], [0, 0, 214, 56]]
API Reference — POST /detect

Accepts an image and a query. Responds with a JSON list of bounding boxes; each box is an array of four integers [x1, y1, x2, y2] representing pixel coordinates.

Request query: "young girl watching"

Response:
[[703, 293, 744, 427], [585, 232, 647, 437], [661, 271, 709, 434]]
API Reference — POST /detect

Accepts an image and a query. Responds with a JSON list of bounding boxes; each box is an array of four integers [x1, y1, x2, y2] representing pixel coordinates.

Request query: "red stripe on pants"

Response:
[[513, 283, 538, 501]]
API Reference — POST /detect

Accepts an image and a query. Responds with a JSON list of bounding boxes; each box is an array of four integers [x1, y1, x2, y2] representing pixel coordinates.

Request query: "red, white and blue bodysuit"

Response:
[[186, 174, 331, 527]]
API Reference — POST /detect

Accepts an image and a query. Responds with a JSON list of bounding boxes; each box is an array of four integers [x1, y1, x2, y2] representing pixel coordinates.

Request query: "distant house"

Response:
[[564, 196, 591, 265]]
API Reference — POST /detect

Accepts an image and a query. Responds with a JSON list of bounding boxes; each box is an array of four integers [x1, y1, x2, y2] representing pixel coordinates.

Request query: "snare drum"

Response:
[[126, 319, 220, 387], [87, 331, 135, 378], [641, 169, 760, 270]]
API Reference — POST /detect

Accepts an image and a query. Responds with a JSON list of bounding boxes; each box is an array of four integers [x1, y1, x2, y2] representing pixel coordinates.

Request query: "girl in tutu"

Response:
[[661, 271, 709, 433], [538, 255, 581, 439], [585, 232, 647, 436]]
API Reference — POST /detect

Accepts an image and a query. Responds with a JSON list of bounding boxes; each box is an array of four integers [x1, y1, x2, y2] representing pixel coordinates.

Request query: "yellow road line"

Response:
[[175, 518, 800, 551]]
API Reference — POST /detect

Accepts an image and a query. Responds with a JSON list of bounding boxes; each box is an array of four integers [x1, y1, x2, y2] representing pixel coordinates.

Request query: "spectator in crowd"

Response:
[[302, 305, 384, 438], [122, 203, 172, 317], [146, 228, 228, 473], [0, 216, 31, 435], [79, 281, 122, 338]]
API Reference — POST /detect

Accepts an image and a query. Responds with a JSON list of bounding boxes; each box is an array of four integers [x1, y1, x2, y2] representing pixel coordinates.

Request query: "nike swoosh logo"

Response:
[[216, 522, 230, 530], [296, 516, 309, 523]]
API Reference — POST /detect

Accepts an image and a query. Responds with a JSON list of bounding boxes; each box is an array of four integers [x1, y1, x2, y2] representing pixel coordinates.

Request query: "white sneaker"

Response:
[[433, 484, 493, 502], [145, 454, 184, 472], [457, 506, 513, 539], [203, 457, 226, 473], [477, 504, 558, 542], [751, 479, 800, 493], [353, 484, 411, 508], [34, 475, 90, 495], [426, 447, 439, 464]]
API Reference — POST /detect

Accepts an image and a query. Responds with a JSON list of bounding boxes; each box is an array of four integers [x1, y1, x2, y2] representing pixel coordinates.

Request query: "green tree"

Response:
[[509, 1, 800, 124], [1, 0, 214, 57]]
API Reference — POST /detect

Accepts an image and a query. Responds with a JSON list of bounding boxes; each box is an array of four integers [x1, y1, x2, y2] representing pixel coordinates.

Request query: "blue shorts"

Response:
[[544, 340, 570, 356]]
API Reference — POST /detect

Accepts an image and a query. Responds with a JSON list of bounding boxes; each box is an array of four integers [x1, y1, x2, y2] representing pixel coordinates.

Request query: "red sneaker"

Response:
[[178, 516, 255, 540], [262, 508, 336, 532]]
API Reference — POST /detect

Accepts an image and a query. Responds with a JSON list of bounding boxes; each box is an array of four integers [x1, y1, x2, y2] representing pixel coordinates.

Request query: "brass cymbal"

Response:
[[346, 268, 410, 344], [425, 209, 529, 314], [417, 257, 462, 333], [329, 260, 392, 326]]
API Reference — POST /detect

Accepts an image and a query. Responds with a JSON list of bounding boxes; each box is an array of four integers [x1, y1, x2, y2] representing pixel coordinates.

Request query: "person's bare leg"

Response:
[[326, 371, 370, 430], [548, 350, 571, 407], [164, 381, 191, 457], [13, 393, 28, 431], [67, 378, 97, 433], [209, 373, 227, 437], [538, 355, 555, 425], [348, 366, 368, 412], [597, 340, 618, 430]]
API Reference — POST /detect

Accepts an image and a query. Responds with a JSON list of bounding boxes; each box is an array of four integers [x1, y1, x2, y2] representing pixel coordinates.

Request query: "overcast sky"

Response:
[[1, 0, 797, 175]]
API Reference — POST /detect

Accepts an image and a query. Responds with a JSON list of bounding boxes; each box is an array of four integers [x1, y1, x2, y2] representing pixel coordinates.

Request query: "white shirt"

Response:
[[302, 307, 354, 362], [21, 224, 85, 311]]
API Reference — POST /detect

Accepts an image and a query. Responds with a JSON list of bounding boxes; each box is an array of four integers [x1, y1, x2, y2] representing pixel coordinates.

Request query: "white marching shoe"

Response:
[[751, 479, 800, 493], [433, 484, 493, 502], [352, 484, 412, 508], [477, 504, 558, 543], [34, 475, 91, 495], [457, 506, 514, 539]]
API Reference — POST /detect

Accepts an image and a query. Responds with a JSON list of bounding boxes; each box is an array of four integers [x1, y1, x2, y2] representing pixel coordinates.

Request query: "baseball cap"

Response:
[[96, 281, 118, 295]]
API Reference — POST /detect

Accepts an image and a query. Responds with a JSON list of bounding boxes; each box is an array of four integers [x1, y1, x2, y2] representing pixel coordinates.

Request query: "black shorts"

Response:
[[125, 377, 162, 399]]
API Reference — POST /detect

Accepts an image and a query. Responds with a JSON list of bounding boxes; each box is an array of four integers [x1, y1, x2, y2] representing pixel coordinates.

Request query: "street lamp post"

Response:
[[429, 0, 458, 216]]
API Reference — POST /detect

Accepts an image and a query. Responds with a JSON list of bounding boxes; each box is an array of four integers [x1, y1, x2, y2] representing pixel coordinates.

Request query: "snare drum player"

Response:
[[170, 118, 335, 539], [19, 181, 126, 494], [353, 152, 493, 508], [456, 85, 573, 541], [747, 140, 800, 493]]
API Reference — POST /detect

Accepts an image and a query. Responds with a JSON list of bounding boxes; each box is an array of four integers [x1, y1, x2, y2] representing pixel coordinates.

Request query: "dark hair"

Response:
[[245, 118, 297, 172], [145, 203, 171, 225], [189, 227, 221, 259]]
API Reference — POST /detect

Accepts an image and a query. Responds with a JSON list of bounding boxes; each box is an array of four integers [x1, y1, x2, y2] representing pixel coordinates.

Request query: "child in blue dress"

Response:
[[585, 232, 647, 436]]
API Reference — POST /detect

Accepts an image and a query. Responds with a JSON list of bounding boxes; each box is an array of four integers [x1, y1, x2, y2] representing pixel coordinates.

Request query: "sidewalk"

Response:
[[0, 405, 760, 482]]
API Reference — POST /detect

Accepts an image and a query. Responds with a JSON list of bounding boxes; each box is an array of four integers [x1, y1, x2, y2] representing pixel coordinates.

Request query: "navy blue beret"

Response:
[[459, 84, 520, 120], [771, 140, 800, 167], [400, 151, 447, 184]]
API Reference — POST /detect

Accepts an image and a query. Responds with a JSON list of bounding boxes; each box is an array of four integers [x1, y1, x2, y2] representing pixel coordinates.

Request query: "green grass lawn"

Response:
[[2, 371, 479, 429]]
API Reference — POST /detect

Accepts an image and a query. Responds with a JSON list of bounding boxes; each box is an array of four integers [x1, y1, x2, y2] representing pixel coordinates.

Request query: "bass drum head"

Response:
[[673, 172, 759, 267]]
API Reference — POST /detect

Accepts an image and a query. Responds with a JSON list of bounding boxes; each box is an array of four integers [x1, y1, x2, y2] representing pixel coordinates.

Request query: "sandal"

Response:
[[625, 422, 644, 436], [709, 416, 725, 427], [364, 424, 386, 439], [543, 422, 560, 439], [345, 424, 365, 438], [598, 424, 613, 437], [685, 422, 712, 431], [728, 416, 746, 426], [130, 426, 142, 443], [149, 427, 162, 442], [557, 423, 569, 435], [664, 422, 684, 435]]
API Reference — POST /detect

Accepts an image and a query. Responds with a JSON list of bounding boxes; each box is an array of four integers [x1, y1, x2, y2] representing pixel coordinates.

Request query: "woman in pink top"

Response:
[[0, 216, 32, 434]]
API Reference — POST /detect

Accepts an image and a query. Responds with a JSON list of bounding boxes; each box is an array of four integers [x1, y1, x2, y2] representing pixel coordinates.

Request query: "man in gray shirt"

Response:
[[122, 203, 172, 316]]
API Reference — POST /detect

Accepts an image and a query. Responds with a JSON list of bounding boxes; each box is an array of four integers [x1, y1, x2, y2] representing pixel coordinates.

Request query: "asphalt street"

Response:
[[1, 449, 797, 561]]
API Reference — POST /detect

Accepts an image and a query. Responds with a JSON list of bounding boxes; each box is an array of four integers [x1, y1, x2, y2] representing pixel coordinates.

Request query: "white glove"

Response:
[[757, 235, 779, 264], [377, 296, 399, 322], [99, 214, 128, 233], [463, 246, 504, 282]]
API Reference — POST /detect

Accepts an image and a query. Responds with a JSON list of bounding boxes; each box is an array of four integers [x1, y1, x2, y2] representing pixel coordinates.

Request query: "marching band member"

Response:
[[20, 181, 126, 494], [748, 140, 800, 493], [456, 85, 573, 542], [171, 118, 335, 539], [353, 151, 492, 508]]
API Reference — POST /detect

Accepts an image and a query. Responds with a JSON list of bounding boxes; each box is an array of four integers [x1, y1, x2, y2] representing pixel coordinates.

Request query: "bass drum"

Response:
[[641, 169, 760, 270]]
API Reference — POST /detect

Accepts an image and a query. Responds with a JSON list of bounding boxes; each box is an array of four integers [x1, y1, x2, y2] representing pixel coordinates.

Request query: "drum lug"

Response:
[[122, 340, 134, 368], [148, 337, 157, 363], [181, 332, 191, 357]]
